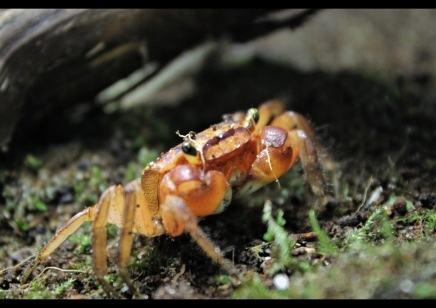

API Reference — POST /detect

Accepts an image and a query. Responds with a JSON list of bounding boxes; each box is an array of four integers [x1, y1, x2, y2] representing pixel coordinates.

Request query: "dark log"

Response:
[[0, 9, 317, 148]]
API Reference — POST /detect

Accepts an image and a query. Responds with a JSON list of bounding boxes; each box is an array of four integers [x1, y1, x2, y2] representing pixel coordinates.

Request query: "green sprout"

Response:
[[137, 146, 159, 167], [69, 224, 92, 254], [54, 278, 75, 295], [25, 154, 43, 170], [308, 210, 337, 255], [214, 275, 231, 285], [347, 206, 393, 248], [262, 200, 295, 274]]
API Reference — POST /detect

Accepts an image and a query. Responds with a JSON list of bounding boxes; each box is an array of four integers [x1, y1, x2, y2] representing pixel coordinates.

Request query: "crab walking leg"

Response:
[[91, 182, 149, 297], [91, 186, 122, 298], [116, 181, 140, 295], [292, 129, 325, 196], [271, 111, 339, 196], [236, 126, 325, 197], [270, 111, 336, 172], [187, 223, 233, 274], [20, 204, 97, 283], [254, 100, 286, 134], [270, 111, 316, 138], [161, 195, 233, 274]]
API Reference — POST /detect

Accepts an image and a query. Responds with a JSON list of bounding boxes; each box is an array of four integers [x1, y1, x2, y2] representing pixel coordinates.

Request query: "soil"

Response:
[[1, 59, 436, 299]]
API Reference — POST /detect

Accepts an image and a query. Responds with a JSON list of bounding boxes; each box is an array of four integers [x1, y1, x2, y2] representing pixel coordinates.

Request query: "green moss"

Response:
[[69, 223, 92, 253], [414, 282, 436, 299], [262, 200, 295, 274], [90, 165, 107, 193], [402, 208, 436, 237], [54, 278, 75, 295], [34, 199, 47, 212], [232, 276, 288, 299], [25, 154, 43, 170], [0, 170, 6, 184], [24, 280, 53, 299], [125, 163, 138, 182], [129, 246, 158, 273], [104, 274, 123, 288], [308, 210, 337, 255], [347, 207, 391, 248], [137, 146, 160, 168], [14, 217, 29, 232], [214, 275, 231, 285]]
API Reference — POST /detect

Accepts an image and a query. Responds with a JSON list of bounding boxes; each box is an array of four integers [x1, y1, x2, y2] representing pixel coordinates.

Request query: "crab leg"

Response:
[[270, 111, 316, 138], [92, 180, 149, 297], [270, 111, 340, 197], [21, 179, 162, 297], [292, 129, 325, 196], [236, 126, 325, 198], [20, 202, 97, 284], [116, 181, 142, 296], [161, 195, 233, 274], [254, 100, 286, 134], [91, 186, 119, 297], [270, 111, 336, 172]]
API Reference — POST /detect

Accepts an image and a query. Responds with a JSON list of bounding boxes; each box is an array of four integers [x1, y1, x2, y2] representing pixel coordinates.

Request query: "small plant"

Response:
[[89, 165, 106, 193], [404, 208, 436, 237], [137, 147, 160, 168], [69, 224, 92, 254], [25, 154, 43, 170], [233, 276, 288, 299], [421, 210, 436, 235], [308, 210, 337, 255], [214, 274, 231, 285], [14, 217, 29, 232], [104, 274, 123, 288], [347, 206, 393, 248], [54, 278, 75, 295], [24, 280, 52, 299], [125, 163, 138, 183], [262, 200, 295, 274], [33, 197, 47, 212]]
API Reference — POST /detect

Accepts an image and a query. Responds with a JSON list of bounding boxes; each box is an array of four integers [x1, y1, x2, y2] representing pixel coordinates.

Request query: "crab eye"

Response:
[[247, 108, 259, 124], [182, 142, 197, 156]]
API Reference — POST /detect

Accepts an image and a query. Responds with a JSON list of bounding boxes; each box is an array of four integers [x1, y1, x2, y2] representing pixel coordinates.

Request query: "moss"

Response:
[[308, 210, 337, 255], [233, 276, 289, 299], [1, 61, 436, 299], [25, 154, 43, 170], [262, 200, 295, 274], [54, 278, 75, 295]]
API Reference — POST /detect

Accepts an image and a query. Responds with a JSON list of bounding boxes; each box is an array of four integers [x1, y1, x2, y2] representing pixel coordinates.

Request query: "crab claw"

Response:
[[160, 165, 232, 218]]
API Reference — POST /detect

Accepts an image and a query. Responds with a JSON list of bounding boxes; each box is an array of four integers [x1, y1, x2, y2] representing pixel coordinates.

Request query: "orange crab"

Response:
[[21, 100, 330, 297]]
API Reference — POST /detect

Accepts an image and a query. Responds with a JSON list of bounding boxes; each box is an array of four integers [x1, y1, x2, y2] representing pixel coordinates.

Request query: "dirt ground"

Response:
[[0, 55, 436, 299]]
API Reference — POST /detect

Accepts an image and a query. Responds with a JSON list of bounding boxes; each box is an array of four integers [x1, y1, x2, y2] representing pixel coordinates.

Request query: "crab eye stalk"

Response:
[[247, 108, 259, 124], [182, 142, 197, 156]]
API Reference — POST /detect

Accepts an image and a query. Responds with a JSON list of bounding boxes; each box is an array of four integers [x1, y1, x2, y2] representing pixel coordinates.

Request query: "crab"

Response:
[[21, 100, 332, 298]]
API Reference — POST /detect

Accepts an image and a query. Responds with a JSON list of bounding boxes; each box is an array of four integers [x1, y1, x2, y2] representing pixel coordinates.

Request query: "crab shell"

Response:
[[142, 112, 260, 217]]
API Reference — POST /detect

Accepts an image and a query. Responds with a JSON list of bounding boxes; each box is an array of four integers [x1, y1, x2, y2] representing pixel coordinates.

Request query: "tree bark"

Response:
[[0, 9, 315, 147]]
